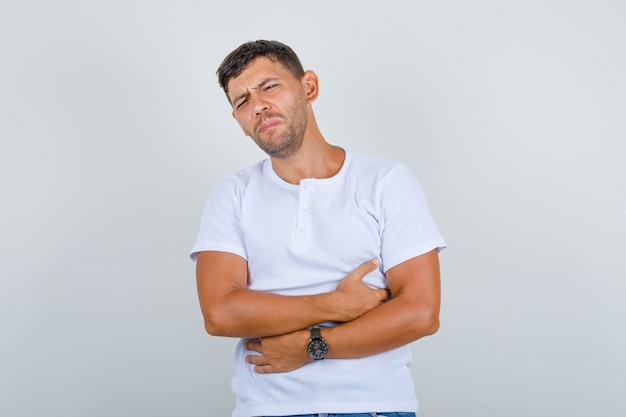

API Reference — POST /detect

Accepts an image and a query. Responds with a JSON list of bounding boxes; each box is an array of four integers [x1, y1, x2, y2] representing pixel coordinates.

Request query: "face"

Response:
[[227, 57, 310, 159]]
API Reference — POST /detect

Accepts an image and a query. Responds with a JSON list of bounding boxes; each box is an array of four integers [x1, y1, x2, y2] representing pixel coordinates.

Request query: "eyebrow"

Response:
[[231, 77, 280, 106]]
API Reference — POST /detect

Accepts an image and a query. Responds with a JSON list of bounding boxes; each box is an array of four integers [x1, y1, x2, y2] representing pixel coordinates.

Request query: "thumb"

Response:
[[352, 258, 380, 280]]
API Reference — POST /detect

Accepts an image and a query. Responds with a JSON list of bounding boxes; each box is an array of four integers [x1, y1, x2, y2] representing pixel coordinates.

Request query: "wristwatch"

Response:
[[307, 326, 328, 360]]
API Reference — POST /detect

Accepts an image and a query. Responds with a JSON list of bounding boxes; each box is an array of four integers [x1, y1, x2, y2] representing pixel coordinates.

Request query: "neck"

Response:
[[270, 118, 345, 184]]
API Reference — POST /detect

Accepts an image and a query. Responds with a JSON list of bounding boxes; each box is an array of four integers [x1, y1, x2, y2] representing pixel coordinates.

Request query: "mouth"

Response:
[[257, 117, 281, 134]]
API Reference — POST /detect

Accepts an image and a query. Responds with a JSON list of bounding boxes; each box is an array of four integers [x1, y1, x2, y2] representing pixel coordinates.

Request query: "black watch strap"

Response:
[[310, 326, 322, 340]]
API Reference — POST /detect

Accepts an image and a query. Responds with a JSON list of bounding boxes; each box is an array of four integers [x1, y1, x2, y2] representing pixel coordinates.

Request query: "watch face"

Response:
[[308, 339, 328, 360]]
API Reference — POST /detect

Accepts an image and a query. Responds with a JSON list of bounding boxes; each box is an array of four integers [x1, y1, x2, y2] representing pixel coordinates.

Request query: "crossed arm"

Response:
[[195, 249, 441, 373]]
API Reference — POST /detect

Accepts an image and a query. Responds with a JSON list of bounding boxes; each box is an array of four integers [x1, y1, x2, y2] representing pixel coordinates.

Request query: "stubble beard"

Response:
[[250, 93, 308, 159]]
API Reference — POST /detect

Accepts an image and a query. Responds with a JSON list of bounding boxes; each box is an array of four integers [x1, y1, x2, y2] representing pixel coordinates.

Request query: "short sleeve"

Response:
[[189, 175, 248, 262], [378, 164, 446, 272]]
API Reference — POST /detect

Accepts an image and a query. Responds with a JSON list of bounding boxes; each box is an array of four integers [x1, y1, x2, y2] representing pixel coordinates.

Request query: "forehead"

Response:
[[226, 57, 297, 96]]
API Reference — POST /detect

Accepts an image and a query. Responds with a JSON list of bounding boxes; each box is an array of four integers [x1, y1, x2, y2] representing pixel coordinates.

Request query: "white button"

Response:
[[301, 206, 308, 212], [299, 228, 307, 233]]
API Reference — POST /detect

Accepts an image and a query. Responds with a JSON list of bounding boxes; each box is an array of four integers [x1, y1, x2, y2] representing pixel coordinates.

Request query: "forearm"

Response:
[[322, 295, 439, 359], [197, 252, 386, 339], [244, 294, 440, 374], [203, 289, 341, 338]]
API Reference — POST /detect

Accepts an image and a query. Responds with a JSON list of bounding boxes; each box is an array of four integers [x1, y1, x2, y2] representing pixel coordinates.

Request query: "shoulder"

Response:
[[201, 160, 269, 210], [214, 159, 268, 191], [347, 151, 415, 182]]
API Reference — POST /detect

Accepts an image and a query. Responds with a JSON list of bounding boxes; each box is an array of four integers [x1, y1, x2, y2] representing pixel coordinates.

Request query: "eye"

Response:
[[264, 83, 278, 91], [235, 98, 248, 109]]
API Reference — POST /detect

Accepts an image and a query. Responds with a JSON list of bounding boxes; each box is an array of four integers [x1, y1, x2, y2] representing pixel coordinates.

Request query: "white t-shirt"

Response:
[[191, 150, 446, 417]]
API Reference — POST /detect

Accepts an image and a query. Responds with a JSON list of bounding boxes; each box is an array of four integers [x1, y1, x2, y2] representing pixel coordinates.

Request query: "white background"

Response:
[[1, 1, 625, 416]]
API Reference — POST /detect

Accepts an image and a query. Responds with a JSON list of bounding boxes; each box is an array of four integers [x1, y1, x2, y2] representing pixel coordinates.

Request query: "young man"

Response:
[[191, 40, 446, 417]]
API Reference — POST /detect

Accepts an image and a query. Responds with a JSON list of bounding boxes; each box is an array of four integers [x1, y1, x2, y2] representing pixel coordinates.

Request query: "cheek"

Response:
[[233, 114, 252, 136]]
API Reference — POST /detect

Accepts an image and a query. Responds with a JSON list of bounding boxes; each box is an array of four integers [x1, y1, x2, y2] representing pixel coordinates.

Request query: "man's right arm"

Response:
[[195, 251, 387, 339]]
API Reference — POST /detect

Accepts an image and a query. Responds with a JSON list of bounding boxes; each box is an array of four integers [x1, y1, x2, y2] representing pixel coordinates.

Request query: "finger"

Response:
[[366, 258, 380, 269], [254, 364, 279, 374], [246, 354, 267, 366], [350, 258, 380, 280], [244, 340, 262, 353], [377, 288, 391, 301]]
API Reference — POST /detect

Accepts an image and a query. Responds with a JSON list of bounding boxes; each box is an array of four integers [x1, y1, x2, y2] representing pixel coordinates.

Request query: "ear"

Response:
[[301, 70, 319, 103]]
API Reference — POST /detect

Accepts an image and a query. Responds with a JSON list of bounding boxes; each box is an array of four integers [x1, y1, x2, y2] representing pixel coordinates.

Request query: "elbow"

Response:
[[202, 309, 235, 337], [203, 319, 223, 337], [422, 314, 440, 336], [410, 309, 440, 338]]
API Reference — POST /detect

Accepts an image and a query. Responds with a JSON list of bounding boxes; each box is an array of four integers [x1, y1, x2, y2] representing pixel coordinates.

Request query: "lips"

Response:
[[257, 117, 281, 134]]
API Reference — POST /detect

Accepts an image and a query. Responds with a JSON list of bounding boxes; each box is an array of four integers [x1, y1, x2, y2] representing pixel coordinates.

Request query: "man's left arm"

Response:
[[245, 248, 440, 373]]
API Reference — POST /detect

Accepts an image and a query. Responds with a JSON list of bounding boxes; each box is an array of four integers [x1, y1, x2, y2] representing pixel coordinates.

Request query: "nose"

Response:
[[252, 97, 269, 116]]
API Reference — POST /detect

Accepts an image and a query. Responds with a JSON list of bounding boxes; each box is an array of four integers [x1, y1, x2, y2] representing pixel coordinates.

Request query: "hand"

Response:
[[332, 258, 390, 322], [244, 330, 311, 374]]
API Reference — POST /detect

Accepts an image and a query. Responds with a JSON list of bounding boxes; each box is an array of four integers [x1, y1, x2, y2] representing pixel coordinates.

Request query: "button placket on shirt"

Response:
[[296, 181, 312, 240]]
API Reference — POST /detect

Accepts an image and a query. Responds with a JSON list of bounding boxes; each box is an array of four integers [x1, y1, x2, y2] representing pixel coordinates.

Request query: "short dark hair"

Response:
[[216, 40, 305, 96]]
